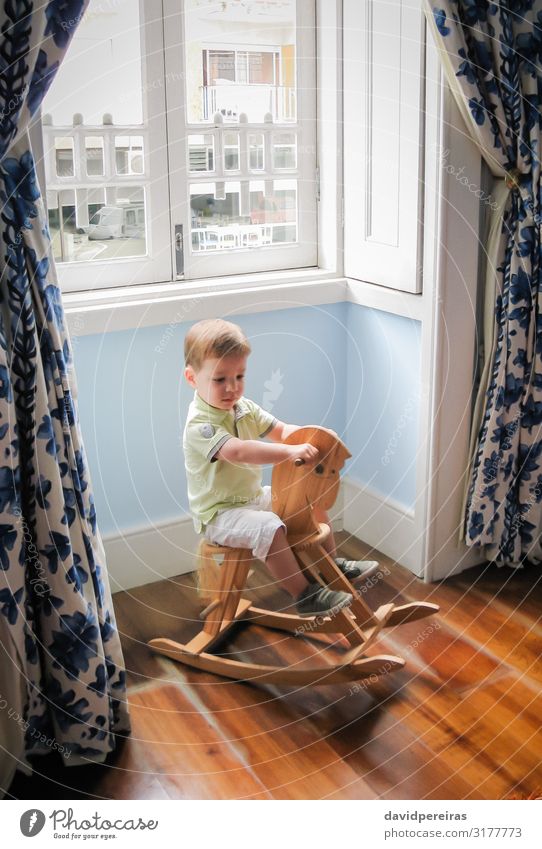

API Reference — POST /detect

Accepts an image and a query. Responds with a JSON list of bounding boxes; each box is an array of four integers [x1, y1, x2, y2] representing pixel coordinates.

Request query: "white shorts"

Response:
[[203, 485, 285, 561]]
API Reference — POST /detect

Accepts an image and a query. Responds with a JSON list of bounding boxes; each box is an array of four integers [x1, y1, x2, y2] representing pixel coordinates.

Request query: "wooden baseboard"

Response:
[[340, 475, 486, 580], [340, 475, 422, 576], [103, 516, 200, 592]]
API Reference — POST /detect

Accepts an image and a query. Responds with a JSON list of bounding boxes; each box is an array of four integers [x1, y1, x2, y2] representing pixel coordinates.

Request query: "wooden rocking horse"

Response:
[[148, 427, 439, 686]]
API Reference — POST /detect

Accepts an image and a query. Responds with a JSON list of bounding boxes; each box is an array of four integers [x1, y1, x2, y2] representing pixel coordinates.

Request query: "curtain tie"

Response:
[[504, 167, 524, 190]]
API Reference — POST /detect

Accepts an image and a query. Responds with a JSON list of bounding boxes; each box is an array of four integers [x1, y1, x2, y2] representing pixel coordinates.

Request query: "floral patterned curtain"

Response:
[[425, 1, 542, 566], [0, 0, 130, 784]]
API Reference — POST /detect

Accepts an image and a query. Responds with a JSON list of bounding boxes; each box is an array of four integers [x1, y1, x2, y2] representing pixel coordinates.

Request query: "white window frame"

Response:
[[41, 0, 171, 294], [164, 0, 317, 280], [42, 0, 317, 293]]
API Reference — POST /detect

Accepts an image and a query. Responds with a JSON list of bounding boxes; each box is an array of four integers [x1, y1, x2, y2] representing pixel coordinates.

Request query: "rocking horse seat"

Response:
[[287, 522, 330, 550]]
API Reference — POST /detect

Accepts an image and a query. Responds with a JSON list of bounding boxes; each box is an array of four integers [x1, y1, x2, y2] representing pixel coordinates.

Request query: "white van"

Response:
[[88, 204, 145, 240]]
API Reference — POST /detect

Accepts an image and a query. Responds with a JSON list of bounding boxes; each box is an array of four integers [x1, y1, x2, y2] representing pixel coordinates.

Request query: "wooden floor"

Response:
[[7, 533, 542, 800]]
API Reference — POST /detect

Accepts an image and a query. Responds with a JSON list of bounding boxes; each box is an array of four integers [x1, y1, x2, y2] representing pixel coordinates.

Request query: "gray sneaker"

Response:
[[296, 584, 353, 618], [334, 557, 381, 583]]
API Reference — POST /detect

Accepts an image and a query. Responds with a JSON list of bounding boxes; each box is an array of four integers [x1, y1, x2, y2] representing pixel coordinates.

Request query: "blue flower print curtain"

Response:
[[0, 0, 130, 780], [425, 1, 542, 566]]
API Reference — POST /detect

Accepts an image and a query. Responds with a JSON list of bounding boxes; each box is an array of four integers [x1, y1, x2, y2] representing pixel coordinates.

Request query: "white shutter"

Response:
[[343, 0, 425, 293]]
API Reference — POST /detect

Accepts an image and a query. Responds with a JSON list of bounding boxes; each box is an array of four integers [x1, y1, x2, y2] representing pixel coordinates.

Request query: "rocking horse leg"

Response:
[[300, 545, 440, 631], [296, 546, 381, 631], [149, 596, 254, 660], [201, 547, 252, 639], [149, 546, 254, 662], [217, 551, 252, 628], [294, 548, 384, 651]]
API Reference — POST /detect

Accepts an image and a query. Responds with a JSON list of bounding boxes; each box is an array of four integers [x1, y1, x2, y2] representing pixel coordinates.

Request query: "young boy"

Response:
[[182, 318, 380, 617]]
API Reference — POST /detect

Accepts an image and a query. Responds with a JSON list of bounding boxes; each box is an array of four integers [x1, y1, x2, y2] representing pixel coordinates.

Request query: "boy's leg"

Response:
[[312, 505, 381, 581], [206, 502, 310, 598], [265, 526, 353, 617], [312, 505, 337, 556], [265, 526, 309, 598], [205, 498, 353, 614]]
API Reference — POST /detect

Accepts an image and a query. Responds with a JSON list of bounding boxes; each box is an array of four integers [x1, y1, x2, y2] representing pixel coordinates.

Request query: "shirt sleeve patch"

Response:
[[199, 423, 216, 438]]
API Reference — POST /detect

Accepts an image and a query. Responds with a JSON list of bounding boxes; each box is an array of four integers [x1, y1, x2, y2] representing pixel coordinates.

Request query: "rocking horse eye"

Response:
[[315, 464, 325, 475]]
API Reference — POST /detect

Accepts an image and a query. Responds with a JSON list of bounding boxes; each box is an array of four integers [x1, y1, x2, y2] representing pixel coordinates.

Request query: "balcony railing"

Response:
[[201, 84, 296, 123]]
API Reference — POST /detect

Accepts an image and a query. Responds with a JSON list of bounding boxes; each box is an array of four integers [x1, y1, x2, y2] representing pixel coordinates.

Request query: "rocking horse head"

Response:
[[271, 426, 352, 538]]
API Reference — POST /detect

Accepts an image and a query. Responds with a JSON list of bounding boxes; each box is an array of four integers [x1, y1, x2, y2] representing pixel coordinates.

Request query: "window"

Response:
[[41, 0, 317, 293]]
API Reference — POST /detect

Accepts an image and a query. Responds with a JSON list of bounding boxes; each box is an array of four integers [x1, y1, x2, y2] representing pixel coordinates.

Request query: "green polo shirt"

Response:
[[183, 392, 278, 533]]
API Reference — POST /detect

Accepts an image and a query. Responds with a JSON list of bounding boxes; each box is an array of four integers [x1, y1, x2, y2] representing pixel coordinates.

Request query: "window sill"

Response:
[[345, 278, 425, 322], [63, 268, 347, 337]]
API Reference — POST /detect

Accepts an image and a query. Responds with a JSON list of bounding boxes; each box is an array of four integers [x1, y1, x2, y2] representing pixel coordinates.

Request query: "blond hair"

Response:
[[184, 318, 251, 371]]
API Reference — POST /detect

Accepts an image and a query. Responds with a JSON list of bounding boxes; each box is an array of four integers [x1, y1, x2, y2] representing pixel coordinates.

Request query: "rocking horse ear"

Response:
[[333, 439, 352, 466]]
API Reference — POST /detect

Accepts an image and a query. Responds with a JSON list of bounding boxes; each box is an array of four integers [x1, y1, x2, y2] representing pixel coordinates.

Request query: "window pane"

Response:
[[115, 136, 144, 175], [47, 187, 147, 263], [55, 137, 74, 177], [251, 179, 297, 243], [190, 180, 296, 251], [188, 134, 214, 172], [41, 1, 143, 125], [185, 0, 297, 123], [208, 50, 236, 82], [85, 137, 104, 176], [190, 182, 239, 252], [224, 132, 240, 171], [248, 133, 264, 171], [248, 51, 275, 84], [273, 132, 296, 169]]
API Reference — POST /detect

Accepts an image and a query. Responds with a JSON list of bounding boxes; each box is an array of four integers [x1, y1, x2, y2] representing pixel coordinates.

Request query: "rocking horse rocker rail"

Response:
[[147, 639, 406, 686], [149, 426, 439, 687]]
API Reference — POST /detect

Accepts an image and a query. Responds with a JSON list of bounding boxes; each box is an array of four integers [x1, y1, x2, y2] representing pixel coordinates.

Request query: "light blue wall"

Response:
[[72, 303, 347, 536], [72, 301, 421, 535], [345, 304, 421, 511]]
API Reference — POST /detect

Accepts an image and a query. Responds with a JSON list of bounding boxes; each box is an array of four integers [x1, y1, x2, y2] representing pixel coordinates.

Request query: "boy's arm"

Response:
[[267, 420, 339, 442], [266, 420, 301, 442], [216, 437, 318, 465]]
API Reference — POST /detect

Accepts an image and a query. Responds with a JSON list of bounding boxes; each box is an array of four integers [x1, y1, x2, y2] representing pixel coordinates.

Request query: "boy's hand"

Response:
[[287, 443, 319, 464]]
